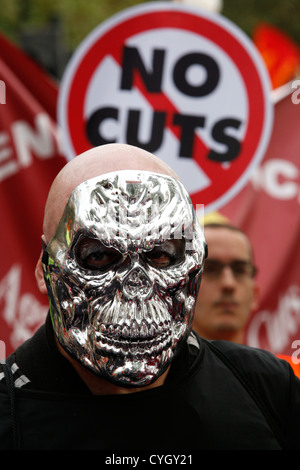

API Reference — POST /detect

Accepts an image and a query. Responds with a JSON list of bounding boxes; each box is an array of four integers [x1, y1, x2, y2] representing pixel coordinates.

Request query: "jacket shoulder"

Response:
[[199, 337, 300, 449]]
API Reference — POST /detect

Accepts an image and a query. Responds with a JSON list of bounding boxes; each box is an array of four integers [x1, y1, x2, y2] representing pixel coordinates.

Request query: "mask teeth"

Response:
[[120, 320, 157, 339], [140, 321, 148, 337], [147, 300, 170, 327], [98, 318, 170, 340], [94, 295, 172, 338], [148, 323, 157, 337], [96, 328, 174, 358]]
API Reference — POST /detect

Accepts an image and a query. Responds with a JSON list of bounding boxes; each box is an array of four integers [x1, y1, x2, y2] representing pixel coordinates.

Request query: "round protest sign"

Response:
[[58, 2, 273, 213]]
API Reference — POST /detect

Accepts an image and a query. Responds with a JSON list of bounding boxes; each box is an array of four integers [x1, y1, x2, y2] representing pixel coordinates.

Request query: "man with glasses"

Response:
[[194, 223, 259, 344]]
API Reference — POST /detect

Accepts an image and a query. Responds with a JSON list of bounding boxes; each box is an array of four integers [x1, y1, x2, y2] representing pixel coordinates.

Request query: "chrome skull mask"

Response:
[[42, 170, 206, 387]]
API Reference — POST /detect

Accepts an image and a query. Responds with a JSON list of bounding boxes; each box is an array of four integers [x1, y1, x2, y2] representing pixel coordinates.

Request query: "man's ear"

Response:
[[35, 250, 48, 295]]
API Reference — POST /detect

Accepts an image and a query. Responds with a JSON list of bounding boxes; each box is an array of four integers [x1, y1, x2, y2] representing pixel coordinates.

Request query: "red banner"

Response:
[[221, 86, 300, 360], [253, 23, 300, 89], [0, 34, 66, 357]]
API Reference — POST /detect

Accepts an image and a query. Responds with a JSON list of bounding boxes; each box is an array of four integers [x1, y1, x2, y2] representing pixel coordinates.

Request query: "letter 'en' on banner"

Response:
[[58, 1, 273, 215], [0, 32, 66, 355]]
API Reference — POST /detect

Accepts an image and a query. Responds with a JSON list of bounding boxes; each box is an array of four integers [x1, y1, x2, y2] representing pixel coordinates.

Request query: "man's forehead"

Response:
[[205, 227, 252, 261], [72, 169, 191, 223], [68, 169, 188, 213], [48, 169, 196, 253], [71, 169, 178, 193]]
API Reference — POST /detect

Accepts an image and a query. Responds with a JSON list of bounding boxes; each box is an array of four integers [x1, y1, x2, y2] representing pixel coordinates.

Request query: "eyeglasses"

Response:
[[203, 259, 257, 280]]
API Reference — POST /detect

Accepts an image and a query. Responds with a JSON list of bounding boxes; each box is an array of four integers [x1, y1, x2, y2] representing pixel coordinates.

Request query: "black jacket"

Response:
[[0, 315, 299, 450]]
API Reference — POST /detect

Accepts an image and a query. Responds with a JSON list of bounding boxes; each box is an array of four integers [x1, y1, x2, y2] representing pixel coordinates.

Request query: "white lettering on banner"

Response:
[[291, 340, 300, 364], [247, 285, 300, 353], [0, 265, 48, 350], [291, 80, 300, 104], [251, 158, 300, 202], [0, 131, 18, 181], [292, 339, 300, 364], [0, 112, 64, 183]]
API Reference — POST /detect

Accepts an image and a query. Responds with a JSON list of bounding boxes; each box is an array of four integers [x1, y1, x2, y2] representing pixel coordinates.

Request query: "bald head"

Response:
[[43, 144, 179, 242]]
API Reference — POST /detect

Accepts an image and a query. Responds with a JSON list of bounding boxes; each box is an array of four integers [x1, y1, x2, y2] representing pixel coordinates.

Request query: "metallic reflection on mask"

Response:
[[42, 170, 206, 387]]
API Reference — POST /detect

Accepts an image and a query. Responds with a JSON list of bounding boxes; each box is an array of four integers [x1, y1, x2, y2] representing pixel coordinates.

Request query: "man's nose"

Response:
[[219, 265, 237, 289]]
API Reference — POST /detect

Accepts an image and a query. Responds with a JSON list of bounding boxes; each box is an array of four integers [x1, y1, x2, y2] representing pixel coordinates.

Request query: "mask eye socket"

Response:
[[145, 239, 185, 268], [74, 236, 122, 271]]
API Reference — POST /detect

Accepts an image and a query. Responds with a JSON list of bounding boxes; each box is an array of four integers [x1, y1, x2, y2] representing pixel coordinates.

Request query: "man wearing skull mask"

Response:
[[0, 143, 299, 450]]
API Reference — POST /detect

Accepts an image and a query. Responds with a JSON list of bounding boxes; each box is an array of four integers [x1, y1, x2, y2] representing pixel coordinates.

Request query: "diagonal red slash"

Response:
[[133, 73, 227, 185]]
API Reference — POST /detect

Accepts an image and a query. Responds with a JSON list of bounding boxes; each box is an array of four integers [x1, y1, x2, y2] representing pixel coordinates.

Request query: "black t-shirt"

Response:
[[0, 315, 299, 450]]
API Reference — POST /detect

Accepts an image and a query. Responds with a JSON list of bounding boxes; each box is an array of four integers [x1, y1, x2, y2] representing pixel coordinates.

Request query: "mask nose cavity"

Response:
[[123, 266, 152, 299]]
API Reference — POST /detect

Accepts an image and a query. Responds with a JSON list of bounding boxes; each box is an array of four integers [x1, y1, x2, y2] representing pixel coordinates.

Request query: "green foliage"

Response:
[[0, 0, 152, 48], [0, 0, 299, 52], [222, 0, 300, 44]]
